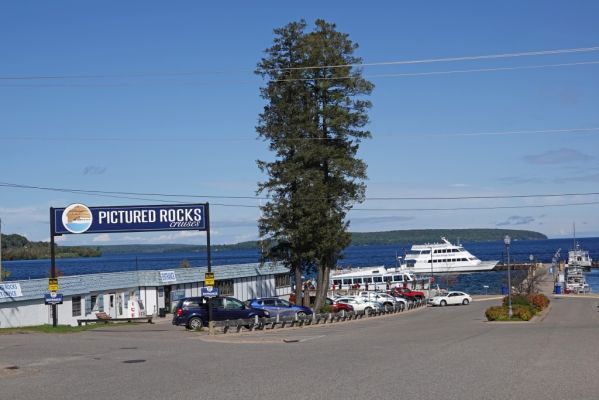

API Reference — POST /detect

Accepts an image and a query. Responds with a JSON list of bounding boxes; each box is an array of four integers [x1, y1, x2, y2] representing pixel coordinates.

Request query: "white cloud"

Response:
[[93, 234, 112, 242]]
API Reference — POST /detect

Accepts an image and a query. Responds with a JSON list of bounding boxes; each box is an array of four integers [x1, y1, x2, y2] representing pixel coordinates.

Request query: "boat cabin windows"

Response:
[[353, 278, 363, 284], [363, 277, 372, 283], [343, 279, 352, 285], [373, 276, 383, 283], [393, 275, 403, 282], [333, 279, 342, 286]]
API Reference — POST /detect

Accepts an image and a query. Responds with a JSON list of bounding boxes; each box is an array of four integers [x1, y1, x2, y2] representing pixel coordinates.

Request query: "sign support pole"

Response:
[[50, 208, 58, 327], [205, 203, 214, 333]]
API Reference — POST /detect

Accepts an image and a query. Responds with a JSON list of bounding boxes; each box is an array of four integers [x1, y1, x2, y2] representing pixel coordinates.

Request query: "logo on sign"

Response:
[[62, 203, 93, 234]]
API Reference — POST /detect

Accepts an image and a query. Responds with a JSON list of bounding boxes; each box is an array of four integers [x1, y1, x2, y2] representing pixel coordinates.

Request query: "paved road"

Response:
[[1, 296, 598, 400]]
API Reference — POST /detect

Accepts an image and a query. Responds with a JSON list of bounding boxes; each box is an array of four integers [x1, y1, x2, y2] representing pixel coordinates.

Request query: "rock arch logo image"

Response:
[[61, 203, 93, 234]]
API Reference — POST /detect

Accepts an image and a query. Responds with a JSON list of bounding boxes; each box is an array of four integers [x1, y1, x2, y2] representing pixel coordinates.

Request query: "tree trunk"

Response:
[[313, 265, 331, 312], [294, 265, 302, 305]]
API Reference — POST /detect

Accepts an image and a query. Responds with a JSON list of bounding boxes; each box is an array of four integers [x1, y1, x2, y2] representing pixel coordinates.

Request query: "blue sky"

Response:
[[1, 1, 599, 245]]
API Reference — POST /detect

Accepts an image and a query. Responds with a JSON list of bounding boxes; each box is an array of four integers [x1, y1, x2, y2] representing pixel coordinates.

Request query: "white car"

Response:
[[429, 291, 472, 306], [334, 297, 384, 313], [359, 292, 407, 310]]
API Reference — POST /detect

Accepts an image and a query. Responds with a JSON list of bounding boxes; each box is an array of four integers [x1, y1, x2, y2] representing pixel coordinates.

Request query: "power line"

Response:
[[276, 45, 599, 71], [273, 60, 599, 83], [3, 59, 598, 88], [351, 201, 599, 211], [1, 127, 598, 143], [2, 181, 599, 202], [2, 45, 599, 81]]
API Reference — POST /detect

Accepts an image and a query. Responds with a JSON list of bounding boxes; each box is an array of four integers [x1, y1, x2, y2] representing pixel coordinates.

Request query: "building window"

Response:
[[275, 273, 291, 288], [215, 279, 234, 296], [72, 296, 82, 317]]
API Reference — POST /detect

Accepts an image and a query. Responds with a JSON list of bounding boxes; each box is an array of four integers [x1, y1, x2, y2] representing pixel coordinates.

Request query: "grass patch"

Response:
[[0, 324, 103, 334]]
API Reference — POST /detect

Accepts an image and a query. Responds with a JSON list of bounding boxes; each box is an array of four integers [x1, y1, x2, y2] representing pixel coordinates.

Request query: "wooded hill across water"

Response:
[[97, 228, 547, 254], [1, 229, 547, 259], [0, 233, 101, 260]]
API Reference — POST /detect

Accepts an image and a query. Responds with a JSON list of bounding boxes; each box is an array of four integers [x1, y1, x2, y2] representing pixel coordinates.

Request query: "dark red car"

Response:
[[325, 297, 354, 313], [393, 287, 425, 301]]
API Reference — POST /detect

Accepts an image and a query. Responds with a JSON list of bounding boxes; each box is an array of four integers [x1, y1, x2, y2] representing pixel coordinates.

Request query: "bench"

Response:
[[77, 314, 153, 326]]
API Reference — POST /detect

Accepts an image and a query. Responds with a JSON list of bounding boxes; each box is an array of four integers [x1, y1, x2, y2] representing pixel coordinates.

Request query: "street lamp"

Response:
[[504, 235, 512, 318]]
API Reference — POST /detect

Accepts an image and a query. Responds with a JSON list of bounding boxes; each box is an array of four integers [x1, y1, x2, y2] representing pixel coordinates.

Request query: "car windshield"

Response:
[[278, 299, 291, 307]]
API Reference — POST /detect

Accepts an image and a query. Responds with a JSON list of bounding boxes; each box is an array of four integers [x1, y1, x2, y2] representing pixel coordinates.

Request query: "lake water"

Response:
[[4, 237, 599, 294]]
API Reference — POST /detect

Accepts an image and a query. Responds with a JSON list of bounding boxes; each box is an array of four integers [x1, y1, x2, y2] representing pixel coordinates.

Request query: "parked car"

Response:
[[247, 297, 313, 318], [429, 291, 472, 307], [333, 297, 384, 313], [324, 297, 354, 313], [392, 287, 426, 301], [172, 296, 269, 330], [358, 292, 407, 310]]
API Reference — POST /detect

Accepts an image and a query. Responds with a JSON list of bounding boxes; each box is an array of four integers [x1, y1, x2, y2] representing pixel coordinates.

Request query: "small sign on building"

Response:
[[0, 283, 23, 299], [160, 271, 177, 283]]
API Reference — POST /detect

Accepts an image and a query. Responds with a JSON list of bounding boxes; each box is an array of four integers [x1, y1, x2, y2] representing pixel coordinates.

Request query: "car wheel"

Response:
[[296, 311, 306, 318], [187, 317, 203, 330], [364, 306, 373, 314], [462, 299, 470, 305], [440, 300, 447, 307]]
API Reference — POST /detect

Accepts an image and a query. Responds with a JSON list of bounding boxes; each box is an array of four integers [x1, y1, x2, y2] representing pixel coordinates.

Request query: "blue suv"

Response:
[[247, 297, 313, 318], [172, 296, 269, 330]]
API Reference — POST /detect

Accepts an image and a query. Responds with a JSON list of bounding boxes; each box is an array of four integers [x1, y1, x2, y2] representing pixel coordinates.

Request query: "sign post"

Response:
[[50, 203, 211, 328]]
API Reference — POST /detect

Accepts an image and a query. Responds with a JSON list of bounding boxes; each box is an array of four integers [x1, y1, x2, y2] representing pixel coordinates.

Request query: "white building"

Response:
[[0, 263, 291, 328]]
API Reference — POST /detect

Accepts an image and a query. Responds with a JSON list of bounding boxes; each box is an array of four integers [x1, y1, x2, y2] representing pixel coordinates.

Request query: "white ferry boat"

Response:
[[566, 242, 593, 272], [400, 237, 498, 274], [330, 266, 428, 291]]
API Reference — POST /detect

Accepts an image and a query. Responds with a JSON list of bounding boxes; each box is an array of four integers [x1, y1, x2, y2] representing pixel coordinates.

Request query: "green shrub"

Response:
[[485, 306, 508, 321], [512, 305, 533, 321], [503, 295, 531, 308]]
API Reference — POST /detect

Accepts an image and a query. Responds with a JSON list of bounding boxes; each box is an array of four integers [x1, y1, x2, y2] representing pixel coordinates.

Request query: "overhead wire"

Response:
[[1, 45, 599, 80], [2, 182, 599, 206], [3, 60, 599, 87], [1, 127, 598, 143]]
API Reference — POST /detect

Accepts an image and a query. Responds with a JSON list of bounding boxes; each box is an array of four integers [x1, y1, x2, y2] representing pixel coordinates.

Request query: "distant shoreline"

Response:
[[2, 228, 547, 260]]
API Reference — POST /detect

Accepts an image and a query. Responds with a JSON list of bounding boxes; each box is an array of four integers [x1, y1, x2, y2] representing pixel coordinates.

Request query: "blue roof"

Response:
[[0, 262, 289, 303]]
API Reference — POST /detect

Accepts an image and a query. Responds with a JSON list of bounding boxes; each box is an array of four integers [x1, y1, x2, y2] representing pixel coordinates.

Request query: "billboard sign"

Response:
[[53, 203, 206, 235]]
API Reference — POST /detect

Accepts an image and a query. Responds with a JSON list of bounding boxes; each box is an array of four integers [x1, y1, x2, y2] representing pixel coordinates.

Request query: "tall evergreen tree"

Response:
[[256, 20, 373, 311]]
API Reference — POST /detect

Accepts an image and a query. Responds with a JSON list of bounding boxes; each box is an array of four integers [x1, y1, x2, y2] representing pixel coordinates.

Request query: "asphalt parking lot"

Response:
[[1, 295, 598, 400]]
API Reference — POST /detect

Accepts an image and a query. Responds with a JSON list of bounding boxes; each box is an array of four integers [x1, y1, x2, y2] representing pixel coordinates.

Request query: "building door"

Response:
[[108, 293, 116, 318], [164, 286, 172, 313]]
